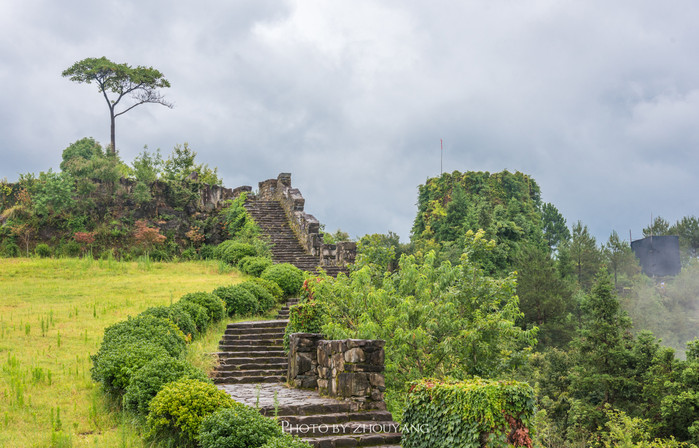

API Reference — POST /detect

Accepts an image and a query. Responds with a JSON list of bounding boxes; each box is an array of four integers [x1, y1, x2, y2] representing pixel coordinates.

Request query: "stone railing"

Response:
[[288, 333, 387, 411], [255, 173, 356, 267]]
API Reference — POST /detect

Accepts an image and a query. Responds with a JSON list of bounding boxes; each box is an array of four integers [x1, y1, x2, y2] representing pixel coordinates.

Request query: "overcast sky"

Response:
[[2, 0, 698, 243]]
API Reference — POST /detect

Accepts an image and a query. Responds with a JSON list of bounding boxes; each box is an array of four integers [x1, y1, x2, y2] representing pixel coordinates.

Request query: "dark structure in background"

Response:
[[631, 235, 681, 277]]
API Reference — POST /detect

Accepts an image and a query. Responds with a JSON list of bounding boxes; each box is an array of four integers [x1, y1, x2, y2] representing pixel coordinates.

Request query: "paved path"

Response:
[[219, 383, 341, 409]]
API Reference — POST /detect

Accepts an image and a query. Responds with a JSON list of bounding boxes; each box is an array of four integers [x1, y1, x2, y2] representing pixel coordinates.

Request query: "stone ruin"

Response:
[[236, 173, 356, 268], [287, 333, 387, 411]]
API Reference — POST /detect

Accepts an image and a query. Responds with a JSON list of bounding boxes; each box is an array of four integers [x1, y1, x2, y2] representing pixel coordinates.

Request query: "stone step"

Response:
[[213, 375, 286, 384], [286, 420, 400, 438], [227, 320, 288, 329], [216, 350, 286, 357], [224, 328, 285, 336], [219, 336, 283, 343], [221, 331, 284, 338], [219, 344, 283, 351], [299, 433, 402, 447], [217, 362, 288, 372], [279, 411, 394, 426], [261, 402, 356, 417], [219, 356, 287, 365]]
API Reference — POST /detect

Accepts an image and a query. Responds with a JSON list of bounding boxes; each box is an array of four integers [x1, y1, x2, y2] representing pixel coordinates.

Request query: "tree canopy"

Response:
[[62, 57, 172, 153]]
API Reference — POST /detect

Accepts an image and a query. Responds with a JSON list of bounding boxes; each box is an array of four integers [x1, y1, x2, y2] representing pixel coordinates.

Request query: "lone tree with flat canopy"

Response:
[[62, 57, 172, 154]]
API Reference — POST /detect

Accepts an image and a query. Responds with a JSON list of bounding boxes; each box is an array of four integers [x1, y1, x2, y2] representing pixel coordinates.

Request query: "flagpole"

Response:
[[440, 139, 443, 175]]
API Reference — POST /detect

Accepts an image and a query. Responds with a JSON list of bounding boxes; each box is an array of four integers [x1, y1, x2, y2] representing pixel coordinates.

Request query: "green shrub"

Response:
[[215, 240, 257, 265], [123, 357, 209, 416], [249, 278, 284, 303], [283, 301, 327, 351], [261, 264, 304, 297], [140, 306, 197, 340], [259, 434, 314, 448], [91, 340, 171, 395], [238, 256, 273, 277], [239, 281, 276, 313], [402, 378, 535, 448], [199, 244, 215, 260], [181, 247, 198, 261], [95, 315, 186, 360], [59, 240, 81, 257], [146, 378, 237, 446], [172, 300, 210, 334], [198, 405, 284, 448], [35, 243, 51, 258], [180, 292, 226, 323], [0, 241, 20, 257], [213, 285, 259, 317], [150, 248, 170, 262]]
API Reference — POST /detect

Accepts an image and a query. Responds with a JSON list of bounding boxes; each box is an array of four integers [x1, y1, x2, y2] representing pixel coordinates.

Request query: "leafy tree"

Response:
[[568, 271, 636, 432], [355, 232, 402, 273], [561, 221, 603, 291], [643, 216, 671, 238], [162, 143, 221, 185], [29, 170, 75, 217], [670, 216, 699, 258], [131, 147, 163, 184], [313, 230, 537, 393], [60, 137, 104, 174], [321, 228, 351, 244], [604, 230, 640, 288], [515, 244, 575, 347], [62, 57, 172, 153], [541, 202, 570, 252]]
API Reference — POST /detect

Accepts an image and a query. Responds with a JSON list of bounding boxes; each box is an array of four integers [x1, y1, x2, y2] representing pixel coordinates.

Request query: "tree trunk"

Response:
[[110, 111, 116, 155]]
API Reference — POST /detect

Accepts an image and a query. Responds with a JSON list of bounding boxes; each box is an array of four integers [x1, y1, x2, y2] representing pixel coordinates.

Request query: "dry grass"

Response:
[[0, 257, 244, 448]]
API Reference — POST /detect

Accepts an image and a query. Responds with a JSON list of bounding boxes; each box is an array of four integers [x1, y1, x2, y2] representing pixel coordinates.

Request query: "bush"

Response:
[[261, 264, 304, 297], [123, 357, 209, 416], [59, 240, 81, 257], [213, 285, 259, 317], [250, 278, 284, 303], [172, 300, 210, 334], [146, 378, 237, 445], [181, 247, 198, 261], [180, 292, 226, 323], [35, 243, 51, 258], [91, 340, 171, 395], [198, 405, 284, 448], [284, 301, 327, 351], [0, 241, 20, 257], [140, 306, 197, 341], [150, 248, 170, 262], [199, 244, 215, 260], [95, 315, 186, 360], [239, 281, 276, 313], [238, 256, 273, 277], [402, 378, 535, 448], [215, 240, 257, 265], [259, 434, 314, 448]]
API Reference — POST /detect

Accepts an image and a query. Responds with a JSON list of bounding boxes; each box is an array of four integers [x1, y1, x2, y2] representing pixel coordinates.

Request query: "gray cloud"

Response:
[[2, 0, 699, 243]]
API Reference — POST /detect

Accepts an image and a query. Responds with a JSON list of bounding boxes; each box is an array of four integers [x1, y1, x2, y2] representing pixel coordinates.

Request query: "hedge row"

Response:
[[91, 284, 311, 447], [402, 377, 535, 448]]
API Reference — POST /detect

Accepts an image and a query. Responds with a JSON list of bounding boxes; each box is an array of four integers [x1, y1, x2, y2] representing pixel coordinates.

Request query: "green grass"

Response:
[[0, 257, 245, 448]]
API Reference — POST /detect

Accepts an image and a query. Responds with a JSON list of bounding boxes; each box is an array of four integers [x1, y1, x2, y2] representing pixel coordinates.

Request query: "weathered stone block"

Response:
[[344, 347, 366, 363], [369, 373, 385, 388]]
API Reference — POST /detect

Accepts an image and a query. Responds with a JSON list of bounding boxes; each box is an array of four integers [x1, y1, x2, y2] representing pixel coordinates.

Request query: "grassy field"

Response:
[[0, 257, 246, 448]]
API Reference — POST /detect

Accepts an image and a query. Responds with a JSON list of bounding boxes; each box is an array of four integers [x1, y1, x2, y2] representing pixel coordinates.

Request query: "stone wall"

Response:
[[255, 173, 356, 267], [288, 333, 387, 410]]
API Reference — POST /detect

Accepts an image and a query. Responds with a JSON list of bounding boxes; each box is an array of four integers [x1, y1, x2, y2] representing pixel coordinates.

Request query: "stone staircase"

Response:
[[260, 400, 402, 448], [214, 298, 402, 447], [212, 319, 288, 384], [245, 200, 347, 277]]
